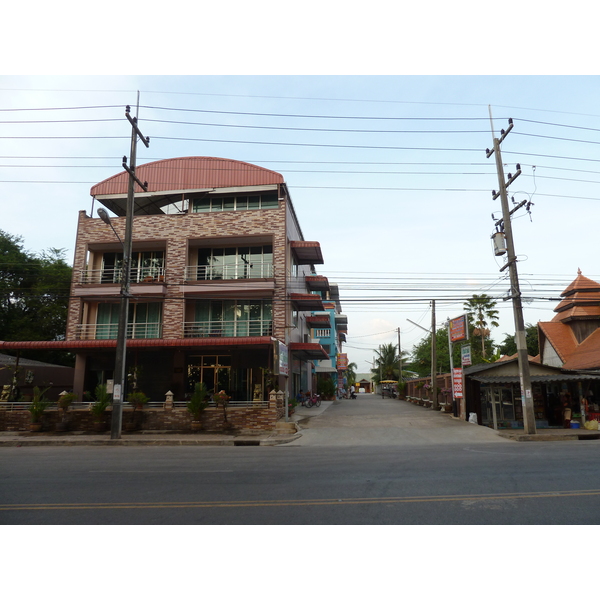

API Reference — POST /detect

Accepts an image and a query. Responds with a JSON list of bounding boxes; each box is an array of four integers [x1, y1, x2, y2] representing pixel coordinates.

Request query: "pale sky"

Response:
[[1, 5, 598, 373]]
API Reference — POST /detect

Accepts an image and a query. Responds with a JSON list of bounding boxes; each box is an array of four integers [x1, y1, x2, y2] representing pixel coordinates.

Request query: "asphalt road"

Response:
[[2, 395, 600, 524]]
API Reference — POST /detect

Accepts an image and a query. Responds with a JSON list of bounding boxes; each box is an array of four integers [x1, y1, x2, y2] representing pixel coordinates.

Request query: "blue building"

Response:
[[305, 281, 347, 396]]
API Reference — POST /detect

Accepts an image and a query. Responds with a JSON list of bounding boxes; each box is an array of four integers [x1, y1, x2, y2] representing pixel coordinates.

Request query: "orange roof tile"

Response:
[[562, 328, 600, 370], [561, 270, 600, 297], [539, 321, 578, 364]]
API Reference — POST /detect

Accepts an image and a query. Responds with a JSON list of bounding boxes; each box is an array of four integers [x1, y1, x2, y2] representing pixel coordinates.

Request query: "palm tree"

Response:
[[344, 361, 357, 388], [463, 294, 499, 359], [372, 343, 399, 383]]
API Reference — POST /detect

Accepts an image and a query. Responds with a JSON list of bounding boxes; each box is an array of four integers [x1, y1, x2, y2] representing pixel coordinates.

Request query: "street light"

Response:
[[97, 208, 123, 245], [97, 207, 131, 439]]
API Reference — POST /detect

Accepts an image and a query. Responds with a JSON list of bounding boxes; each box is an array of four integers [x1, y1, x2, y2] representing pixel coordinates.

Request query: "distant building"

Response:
[[308, 294, 347, 394]]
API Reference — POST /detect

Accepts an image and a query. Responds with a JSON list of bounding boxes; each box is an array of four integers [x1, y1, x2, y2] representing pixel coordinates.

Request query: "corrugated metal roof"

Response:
[[90, 157, 284, 197]]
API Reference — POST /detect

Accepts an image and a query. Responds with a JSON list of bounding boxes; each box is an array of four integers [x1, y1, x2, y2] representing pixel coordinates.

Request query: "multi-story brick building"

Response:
[[2, 156, 341, 431]]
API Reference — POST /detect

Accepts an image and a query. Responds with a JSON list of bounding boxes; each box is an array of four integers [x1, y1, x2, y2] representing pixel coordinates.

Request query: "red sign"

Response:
[[449, 315, 468, 343], [337, 353, 348, 369], [452, 368, 463, 398]]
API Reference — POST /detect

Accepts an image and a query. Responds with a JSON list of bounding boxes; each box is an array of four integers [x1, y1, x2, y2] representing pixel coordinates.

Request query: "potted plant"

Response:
[[28, 386, 51, 432], [90, 384, 112, 432], [317, 377, 337, 401], [214, 390, 231, 430], [126, 390, 149, 431], [186, 382, 209, 432], [56, 391, 77, 431]]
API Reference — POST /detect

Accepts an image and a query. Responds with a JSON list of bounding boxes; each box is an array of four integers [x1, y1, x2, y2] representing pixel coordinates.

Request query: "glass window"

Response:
[[223, 197, 235, 211], [96, 303, 120, 338], [248, 195, 260, 210], [192, 198, 211, 212], [236, 196, 248, 211], [261, 193, 278, 209], [101, 253, 122, 283]]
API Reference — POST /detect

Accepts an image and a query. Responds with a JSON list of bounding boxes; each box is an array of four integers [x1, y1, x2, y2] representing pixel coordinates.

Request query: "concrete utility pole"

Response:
[[110, 100, 150, 440], [397, 327, 402, 392], [431, 300, 438, 410], [486, 112, 536, 435]]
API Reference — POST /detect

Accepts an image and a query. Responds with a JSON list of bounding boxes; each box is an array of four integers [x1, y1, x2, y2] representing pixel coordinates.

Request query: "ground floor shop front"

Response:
[[464, 359, 600, 430], [1, 337, 324, 432]]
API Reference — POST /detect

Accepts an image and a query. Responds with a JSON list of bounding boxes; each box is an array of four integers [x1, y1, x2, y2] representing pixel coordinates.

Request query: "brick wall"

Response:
[[0, 405, 280, 433], [69, 206, 289, 340]]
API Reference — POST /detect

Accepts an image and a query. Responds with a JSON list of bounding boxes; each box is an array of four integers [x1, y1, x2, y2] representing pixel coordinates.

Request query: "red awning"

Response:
[[289, 293, 324, 311], [306, 315, 331, 328], [290, 241, 324, 265], [0, 337, 274, 351], [289, 342, 330, 361], [305, 275, 330, 292]]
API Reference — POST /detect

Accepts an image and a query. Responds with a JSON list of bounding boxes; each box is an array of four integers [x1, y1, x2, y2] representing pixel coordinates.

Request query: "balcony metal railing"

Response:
[[80, 267, 166, 285], [75, 322, 162, 340], [183, 319, 273, 338], [184, 262, 273, 281]]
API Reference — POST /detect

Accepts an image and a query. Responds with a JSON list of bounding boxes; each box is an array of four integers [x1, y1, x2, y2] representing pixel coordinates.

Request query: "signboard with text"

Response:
[[452, 368, 463, 398], [449, 315, 468, 343], [461, 345, 472, 367], [337, 353, 348, 370]]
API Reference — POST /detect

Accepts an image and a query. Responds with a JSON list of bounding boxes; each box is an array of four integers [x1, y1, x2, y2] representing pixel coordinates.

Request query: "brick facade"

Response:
[[55, 158, 330, 433]]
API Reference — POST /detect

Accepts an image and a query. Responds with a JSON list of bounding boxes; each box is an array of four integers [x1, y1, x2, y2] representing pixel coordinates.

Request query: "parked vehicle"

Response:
[[305, 394, 321, 408]]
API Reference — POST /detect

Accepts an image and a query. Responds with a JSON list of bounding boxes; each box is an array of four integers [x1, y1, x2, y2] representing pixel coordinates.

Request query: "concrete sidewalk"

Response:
[[496, 428, 600, 442], [0, 428, 302, 447], [2, 398, 598, 446]]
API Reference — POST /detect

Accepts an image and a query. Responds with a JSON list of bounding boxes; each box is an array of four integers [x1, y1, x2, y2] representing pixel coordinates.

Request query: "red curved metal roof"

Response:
[[90, 156, 284, 196]]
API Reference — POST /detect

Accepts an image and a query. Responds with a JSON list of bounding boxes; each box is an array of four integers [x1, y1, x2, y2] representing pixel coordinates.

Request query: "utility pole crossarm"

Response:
[[125, 105, 150, 148]]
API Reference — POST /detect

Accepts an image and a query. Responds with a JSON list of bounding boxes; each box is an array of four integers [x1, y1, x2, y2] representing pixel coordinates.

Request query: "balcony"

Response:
[[183, 319, 273, 338], [75, 267, 168, 299], [75, 322, 162, 340], [184, 261, 273, 281], [80, 267, 166, 285]]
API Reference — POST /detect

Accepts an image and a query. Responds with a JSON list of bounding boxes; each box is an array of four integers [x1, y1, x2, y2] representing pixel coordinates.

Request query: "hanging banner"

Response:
[[449, 315, 468, 343], [461, 345, 472, 366], [337, 353, 348, 370], [452, 368, 463, 398]]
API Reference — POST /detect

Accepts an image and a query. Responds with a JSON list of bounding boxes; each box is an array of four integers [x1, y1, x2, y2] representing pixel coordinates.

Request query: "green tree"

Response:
[[497, 323, 539, 357], [371, 343, 409, 383], [344, 361, 357, 388], [463, 294, 499, 359], [0, 230, 73, 365], [407, 323, 496, 377]]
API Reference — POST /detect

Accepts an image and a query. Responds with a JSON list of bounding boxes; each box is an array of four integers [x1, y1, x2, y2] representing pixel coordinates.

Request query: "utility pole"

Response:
[[110, 100, 150, 440], [397, 327, 402, 393], [486, 112, 536, 435], [431, 300, 438, 410]]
